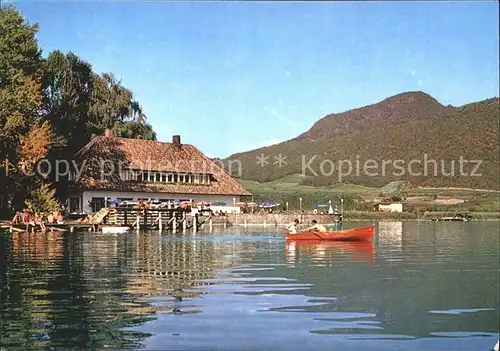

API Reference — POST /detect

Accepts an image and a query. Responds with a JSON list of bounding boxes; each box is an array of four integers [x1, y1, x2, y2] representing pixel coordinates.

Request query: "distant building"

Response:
[[373, 202, 403, 213], [68, 131, 251, 213]]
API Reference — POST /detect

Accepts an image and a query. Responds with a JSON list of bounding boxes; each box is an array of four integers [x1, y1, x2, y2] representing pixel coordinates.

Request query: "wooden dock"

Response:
[[3, 206, 218, 234]]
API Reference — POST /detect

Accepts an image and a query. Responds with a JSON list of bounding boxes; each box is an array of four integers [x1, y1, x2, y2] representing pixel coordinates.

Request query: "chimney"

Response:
[[172, 135, 181, 146], [104, 128, 112, 137]]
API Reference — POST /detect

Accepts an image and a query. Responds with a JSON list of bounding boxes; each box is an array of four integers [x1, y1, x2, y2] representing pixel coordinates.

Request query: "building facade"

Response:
[[373, 202, 403, 213], [68, 132, 251, 213]]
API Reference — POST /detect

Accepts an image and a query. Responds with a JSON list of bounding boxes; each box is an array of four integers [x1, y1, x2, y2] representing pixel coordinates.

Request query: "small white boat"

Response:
[[101, 226, 130, 234], [494, 339, 499, 351]]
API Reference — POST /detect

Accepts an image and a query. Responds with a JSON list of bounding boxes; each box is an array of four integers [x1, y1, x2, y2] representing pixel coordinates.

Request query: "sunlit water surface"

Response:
[[0, 221, 499, 350]]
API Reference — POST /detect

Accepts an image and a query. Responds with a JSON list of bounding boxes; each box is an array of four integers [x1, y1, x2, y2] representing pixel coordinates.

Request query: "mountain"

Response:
[[224, 92, 500, 189]]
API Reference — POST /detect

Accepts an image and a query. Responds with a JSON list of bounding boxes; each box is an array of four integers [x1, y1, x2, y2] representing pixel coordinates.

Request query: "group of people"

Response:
[[137, 199, 153, 209], [11, 208, 65, 231], [287, 219, 327, 234]]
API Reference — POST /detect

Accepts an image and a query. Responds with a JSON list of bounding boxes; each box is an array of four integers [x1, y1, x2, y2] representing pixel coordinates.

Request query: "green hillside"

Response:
[[226, 92, 499, 189], [238, 175, 499, 215]]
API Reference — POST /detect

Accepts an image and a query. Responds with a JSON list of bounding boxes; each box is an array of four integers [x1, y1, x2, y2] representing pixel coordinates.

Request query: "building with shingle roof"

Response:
[[67, 131, 250, 213]]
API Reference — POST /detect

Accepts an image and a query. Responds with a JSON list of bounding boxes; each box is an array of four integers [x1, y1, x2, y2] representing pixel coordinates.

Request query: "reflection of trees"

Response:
[[119, 232, 257, 298], [0, 230, 257, 349], [1, 231, 154, 349], [0, 232, 64, 348]]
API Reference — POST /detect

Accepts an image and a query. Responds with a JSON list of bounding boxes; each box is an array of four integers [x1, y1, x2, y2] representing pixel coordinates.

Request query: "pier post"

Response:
[[209, 217, 213, 232], [244, 220, 247, 228], [173, 216, 177, 234], [158, 211, 162, 233], [193, 214, 197, 234], [223, 218, 227, 228], [264, 220, 267, 227], [136, 213, 140, 233], [182, 212, 186, 233]]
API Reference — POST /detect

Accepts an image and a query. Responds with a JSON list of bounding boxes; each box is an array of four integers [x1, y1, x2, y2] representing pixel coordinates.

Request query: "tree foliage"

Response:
[[0, 5, 43, 160], [25, 182, 60, 213], [19, 121, 52, 167]]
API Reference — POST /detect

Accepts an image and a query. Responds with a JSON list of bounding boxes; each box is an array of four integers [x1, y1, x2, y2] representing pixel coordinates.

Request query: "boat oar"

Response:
[[303, 230, 324, 240]]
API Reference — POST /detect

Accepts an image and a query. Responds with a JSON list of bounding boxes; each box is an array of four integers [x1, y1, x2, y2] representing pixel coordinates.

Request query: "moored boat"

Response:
[[286, 224, 376, 241], [101, 226, 130, 234]]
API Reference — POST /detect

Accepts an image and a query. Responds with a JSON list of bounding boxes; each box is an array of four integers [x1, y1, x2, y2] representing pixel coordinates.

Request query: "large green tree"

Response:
[[0, 4, 43, 164], [88, 72, 156, 140], [0, 5, 59, 211]]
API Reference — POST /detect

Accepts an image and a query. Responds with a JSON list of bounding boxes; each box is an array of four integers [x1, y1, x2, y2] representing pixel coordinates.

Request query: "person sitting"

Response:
[[287, 219, 300, 234], [35, 213, 46, 232], [11, 211, 22, 224], [22, 209, 30, 225], [303, 219, 328, 232], [56, 212, 64, 224]]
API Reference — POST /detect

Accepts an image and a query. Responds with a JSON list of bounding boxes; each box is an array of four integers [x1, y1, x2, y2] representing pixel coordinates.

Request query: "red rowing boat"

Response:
[[285, 224, 376, 241]]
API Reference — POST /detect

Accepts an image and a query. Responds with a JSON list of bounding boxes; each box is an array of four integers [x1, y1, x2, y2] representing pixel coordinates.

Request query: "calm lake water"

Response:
[[0, 221, 499, 350]]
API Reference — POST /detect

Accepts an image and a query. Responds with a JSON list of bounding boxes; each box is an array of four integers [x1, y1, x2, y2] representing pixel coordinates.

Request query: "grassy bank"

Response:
[[238, 175, 500, 218], [343, 211, 499, 220]]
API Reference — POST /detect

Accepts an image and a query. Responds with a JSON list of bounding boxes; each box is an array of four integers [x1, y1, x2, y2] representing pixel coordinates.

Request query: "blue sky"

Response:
[[12, 1, 500, 158]]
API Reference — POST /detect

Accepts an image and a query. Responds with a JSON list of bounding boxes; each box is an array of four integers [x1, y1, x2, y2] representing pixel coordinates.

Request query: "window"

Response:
[[91, 197, 105, 212]]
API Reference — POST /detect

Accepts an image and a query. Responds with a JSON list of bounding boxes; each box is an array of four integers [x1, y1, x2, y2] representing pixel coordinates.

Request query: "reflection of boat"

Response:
[[101, 226, 130, 234], [286, 240, 375, 265], [286, 225, 375, 241]]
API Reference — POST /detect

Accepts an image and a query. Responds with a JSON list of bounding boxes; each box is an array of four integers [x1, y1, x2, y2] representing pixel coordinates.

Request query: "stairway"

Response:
[[91, 208, 111, 224]]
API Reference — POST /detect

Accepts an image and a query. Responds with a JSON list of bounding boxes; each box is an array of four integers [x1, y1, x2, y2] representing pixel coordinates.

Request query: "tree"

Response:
[[42, 50, 94, 158], [19, 120, 52, 172], [0, 5, 44, 210], [0, 6, 43, 156], [25, 182, 60, 213], [88, 72, 156, 140]]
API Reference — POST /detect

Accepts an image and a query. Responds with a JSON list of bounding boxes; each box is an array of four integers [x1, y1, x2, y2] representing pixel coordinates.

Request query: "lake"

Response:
[[0, 221, 499, 350]]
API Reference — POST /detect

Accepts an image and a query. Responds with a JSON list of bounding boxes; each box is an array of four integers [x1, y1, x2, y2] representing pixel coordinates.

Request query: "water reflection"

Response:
[[377, 221, 403, 252], [0, 222, 499, 351], [0, 230, 258, 349], [285, 240, 375, 266]]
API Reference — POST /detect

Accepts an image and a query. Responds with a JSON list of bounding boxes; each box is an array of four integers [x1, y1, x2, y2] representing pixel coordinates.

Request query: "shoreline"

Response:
[[221, 212, 500, 226]]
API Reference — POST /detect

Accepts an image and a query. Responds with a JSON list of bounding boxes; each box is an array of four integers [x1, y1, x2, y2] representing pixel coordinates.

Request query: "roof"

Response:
[[72, 136, 251, 196]]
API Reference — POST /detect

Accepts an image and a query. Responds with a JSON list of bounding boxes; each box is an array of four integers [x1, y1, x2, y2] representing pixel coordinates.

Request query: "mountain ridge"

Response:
[[224, 92, 500, 189]]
